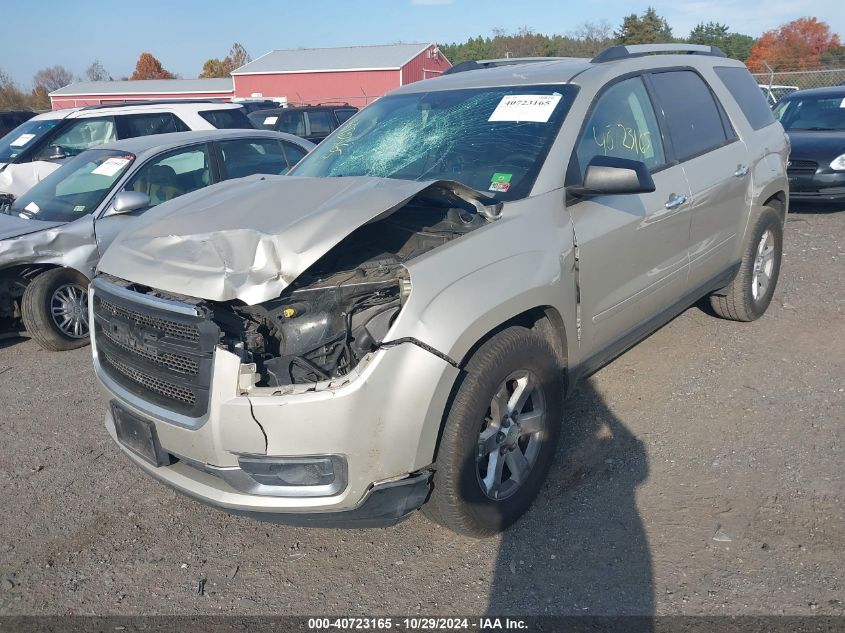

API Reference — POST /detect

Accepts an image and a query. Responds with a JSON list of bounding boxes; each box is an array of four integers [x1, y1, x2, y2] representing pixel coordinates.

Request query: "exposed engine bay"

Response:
[[214, 193, 489, 387]]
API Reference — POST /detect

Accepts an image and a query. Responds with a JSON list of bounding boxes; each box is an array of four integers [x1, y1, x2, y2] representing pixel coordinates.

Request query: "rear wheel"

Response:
[[423, 326, 563, 537], [709, 206, 783, 322], [21, 268, 90, 351]]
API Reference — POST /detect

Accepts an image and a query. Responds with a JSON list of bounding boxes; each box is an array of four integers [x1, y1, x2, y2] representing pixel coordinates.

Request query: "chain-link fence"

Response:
[[752, 67, 845, 105], [752, 67, 845, 90]]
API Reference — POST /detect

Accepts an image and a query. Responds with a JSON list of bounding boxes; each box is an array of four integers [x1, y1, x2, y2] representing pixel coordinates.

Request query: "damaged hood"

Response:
[[0, 213, 65, 241], [99, 175, 489, 305]]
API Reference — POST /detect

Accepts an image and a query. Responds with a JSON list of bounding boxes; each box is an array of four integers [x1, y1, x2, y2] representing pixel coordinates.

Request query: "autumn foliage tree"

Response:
[[130, 53, 175, 80], [746, 17, 841, 71], [198, 43, 251, 78]]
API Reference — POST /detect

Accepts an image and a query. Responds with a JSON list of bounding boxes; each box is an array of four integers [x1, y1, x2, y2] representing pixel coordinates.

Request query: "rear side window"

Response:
[[199, 108, 255, 130], [714, 67, 776, 131], [219, 138, 290, 178], [649, 70, 730, 161], [120, 113, 188, 138], [282, 141, 307, 165]]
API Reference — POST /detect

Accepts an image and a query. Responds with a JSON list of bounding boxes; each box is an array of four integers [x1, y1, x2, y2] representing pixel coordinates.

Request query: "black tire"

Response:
[[423, 326, 563, 537], [709, 206, 783, 322], [21, 268, 90, 351]]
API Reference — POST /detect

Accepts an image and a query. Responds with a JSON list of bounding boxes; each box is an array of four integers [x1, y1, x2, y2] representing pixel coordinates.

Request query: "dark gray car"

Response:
[[0, 129, 314, 349]]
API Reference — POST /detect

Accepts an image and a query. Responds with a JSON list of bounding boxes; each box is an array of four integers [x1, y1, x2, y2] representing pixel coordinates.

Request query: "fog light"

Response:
[[238, 455, 344, 488]]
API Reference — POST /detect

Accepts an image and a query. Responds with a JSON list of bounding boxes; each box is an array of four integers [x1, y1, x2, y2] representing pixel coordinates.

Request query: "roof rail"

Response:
[[443, 57, 568, 75], [79, 99, 226, 110], [591, 43, 727, 63]]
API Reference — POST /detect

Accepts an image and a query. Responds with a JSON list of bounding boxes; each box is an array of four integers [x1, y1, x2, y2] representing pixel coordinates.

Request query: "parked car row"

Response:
[[0, 129, 314, 346]]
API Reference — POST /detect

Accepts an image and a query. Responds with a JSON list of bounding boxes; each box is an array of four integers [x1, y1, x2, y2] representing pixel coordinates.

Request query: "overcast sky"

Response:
[[3, 0, 843, 87]]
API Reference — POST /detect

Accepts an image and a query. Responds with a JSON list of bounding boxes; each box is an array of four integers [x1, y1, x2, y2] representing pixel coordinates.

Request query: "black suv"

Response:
[[248, 105, 358, 143], [0, 111, 35, 137]]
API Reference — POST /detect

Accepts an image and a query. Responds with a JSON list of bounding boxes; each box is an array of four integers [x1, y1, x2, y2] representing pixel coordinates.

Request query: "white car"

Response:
[[0, 101, 254, 198]]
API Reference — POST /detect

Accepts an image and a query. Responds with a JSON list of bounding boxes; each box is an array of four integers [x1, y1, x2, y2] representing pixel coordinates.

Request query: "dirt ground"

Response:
[[0, 206, 842, 617]]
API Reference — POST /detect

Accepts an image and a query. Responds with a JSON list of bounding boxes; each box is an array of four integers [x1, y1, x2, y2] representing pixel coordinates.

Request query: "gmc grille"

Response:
[[92, 282, 219, 418]]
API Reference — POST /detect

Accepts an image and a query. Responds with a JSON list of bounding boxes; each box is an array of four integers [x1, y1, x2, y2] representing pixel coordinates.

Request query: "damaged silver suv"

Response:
[[90, 44, 789, 536]]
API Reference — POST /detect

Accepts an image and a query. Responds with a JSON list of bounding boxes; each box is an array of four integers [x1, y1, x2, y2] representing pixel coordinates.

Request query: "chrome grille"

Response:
[[96, 297, 199, 342], [100, 352, 197, 406], [92, 279, 217, 418], [99, 328, 199, 376]]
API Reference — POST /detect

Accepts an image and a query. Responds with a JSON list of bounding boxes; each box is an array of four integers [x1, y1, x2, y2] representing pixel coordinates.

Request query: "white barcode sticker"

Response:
[[10, 133, 36, 147], [488, 94, 562, 123], [92, 157, 130, 177], [264, 116, 278, 125]]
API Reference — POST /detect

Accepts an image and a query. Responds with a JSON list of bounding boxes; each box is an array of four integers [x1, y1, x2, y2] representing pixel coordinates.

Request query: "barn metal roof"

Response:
[[50, 78, 234, 96], [232, 43, 434, 75]]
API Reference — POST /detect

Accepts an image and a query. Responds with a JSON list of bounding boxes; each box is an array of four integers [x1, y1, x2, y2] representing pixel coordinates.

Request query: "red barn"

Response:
[[49, 78, 235, 109], [232, 43, 451, 107]]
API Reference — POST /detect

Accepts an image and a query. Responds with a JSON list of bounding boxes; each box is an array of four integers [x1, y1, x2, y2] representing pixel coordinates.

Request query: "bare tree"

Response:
[[32, 65, 75, 93], [85, 60, 112, 82]]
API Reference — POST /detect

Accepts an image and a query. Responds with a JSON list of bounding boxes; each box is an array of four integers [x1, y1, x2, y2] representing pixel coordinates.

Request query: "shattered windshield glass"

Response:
[[291, 84, 577, 199]]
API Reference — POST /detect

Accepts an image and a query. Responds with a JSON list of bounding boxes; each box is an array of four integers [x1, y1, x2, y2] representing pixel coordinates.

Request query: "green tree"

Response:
[[615, 7, 674, 44], [688, 22, 756, 61]]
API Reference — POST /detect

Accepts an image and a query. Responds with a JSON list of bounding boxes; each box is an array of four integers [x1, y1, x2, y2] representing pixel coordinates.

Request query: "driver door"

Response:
[[567, 76, 692, 356]]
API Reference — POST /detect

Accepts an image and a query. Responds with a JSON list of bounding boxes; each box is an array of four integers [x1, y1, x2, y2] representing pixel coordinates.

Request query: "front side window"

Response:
[[248, 111, 281, 130], [0, 118, 61, 162], [292, 84, 578, 200], [11, 149, 134, 222], [120, 113, 188, 138], [774, 95, 845, 131], [277, 111, 306, 136], [41, 117, 117, 158], [334, 109, 357, 124], [219, 138, 291, 179], [199, 108, 255, 130], [123, 144, 211, 208], [307, 111, 333, 136], [649, 70, 730, 161], [574, 76, 666, 179]]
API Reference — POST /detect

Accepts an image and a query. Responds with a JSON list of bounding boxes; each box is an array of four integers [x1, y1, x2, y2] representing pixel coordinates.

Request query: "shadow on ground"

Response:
[[487, 380, 654, 624]]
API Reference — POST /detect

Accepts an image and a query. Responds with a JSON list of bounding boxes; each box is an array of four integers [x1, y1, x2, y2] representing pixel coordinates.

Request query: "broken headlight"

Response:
[[221, 265, 409, 387]]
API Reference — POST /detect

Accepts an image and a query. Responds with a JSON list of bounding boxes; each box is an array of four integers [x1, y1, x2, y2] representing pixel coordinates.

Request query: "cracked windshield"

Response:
[[292, 84, 577, 199]]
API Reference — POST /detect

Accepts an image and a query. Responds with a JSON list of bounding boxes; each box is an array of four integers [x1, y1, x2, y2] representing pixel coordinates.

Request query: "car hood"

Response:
[[786, 130, 845, 160], [99, 174, 491, 305], [0, 213, 65, 241]]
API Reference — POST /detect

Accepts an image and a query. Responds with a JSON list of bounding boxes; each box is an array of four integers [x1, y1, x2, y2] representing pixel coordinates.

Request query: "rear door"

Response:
[[304, 110, 334, 142], [648, 69, 752, 288], [567, 75, 692, 354]]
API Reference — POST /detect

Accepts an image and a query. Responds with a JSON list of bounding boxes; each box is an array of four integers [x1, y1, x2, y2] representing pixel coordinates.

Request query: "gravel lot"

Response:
[[0, 206, 842, 617]]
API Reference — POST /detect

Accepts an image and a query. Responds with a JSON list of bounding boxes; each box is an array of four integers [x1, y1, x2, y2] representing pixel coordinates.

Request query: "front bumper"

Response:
[[788, 169, 845, 201], [91, 278, 458, 519]]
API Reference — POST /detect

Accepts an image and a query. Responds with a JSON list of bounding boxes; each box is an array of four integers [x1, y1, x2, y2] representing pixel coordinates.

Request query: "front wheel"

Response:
[[423, 326, 563, 537], [21, 268, 90, 351]]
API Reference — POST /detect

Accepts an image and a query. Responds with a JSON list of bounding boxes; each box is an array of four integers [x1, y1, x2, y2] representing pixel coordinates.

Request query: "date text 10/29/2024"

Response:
[[307, 617, 529, 631]]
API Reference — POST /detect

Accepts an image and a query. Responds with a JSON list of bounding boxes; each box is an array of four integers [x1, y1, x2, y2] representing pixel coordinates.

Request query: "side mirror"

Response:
[[111, 190, 150, 215], [567, 155, 656, 197], [36, 145, 67, 161]]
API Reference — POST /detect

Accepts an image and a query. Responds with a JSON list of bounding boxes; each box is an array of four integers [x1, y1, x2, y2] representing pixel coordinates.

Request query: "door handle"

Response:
[[734, 164, 749, 177], [664, 193, 688, 210]]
